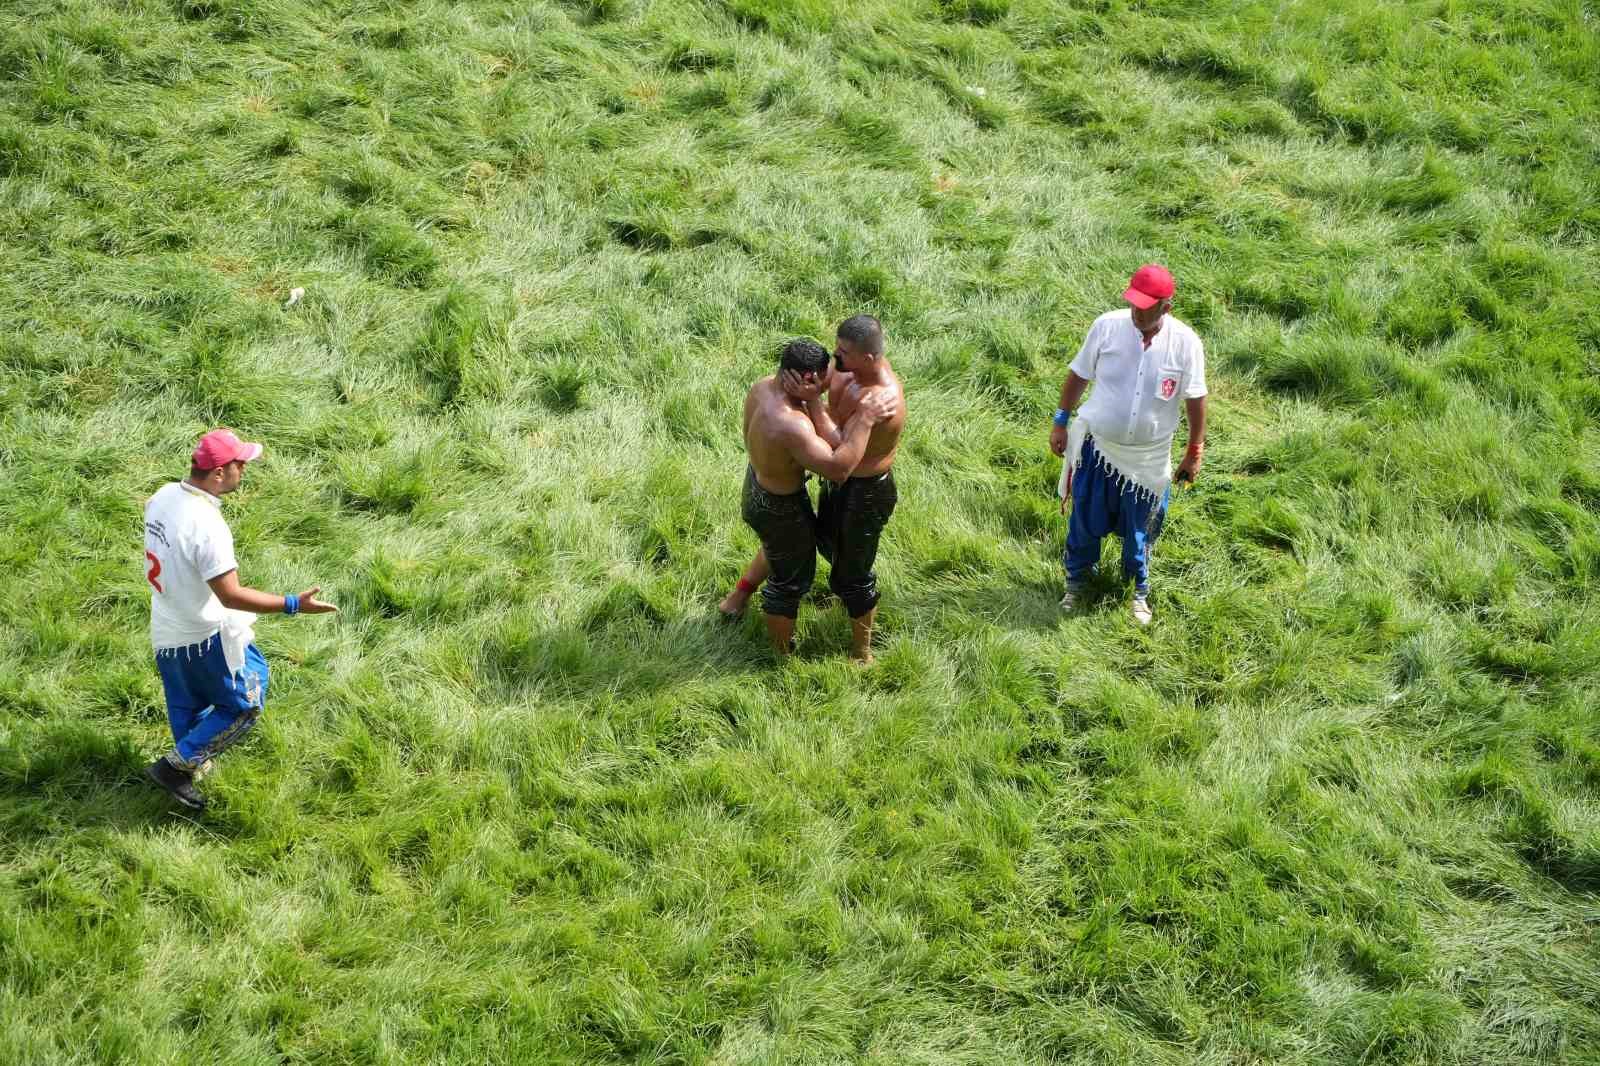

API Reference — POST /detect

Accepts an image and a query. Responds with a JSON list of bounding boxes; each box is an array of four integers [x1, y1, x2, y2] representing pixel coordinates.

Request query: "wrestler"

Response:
[[726, 337, 896, 657], [722, 317, 905, 662]]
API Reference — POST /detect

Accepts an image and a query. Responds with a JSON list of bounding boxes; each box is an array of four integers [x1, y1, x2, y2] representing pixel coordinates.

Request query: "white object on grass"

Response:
[[285, 287, 305, 308]]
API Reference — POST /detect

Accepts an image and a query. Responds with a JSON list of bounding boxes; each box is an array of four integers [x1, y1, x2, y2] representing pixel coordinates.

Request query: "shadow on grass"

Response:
[[0, 721, 198, 843], [1509, 800, 1600, 896], [884, 567, 1135, 637], [720, 571, 1089, 661]]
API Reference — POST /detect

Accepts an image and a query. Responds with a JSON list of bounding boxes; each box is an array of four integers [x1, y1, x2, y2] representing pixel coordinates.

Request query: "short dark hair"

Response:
[[189, 460, 237, 479], [837, 314, 884, 355], [779, 337, 829, 375]]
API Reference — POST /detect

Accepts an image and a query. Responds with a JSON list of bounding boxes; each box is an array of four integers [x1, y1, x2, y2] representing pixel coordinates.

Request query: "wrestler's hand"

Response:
[[1049, 422, 1067, 457], [858, 389, 898, 424], [780, 369, 824, 403]]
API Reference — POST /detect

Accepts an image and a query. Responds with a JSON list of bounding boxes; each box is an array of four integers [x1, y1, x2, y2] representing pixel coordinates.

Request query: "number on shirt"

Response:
[[145, 551, 164, 593]]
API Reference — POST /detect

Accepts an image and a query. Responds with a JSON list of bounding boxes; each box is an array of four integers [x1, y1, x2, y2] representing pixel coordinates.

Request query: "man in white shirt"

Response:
[[1048, 265, 1208, 625], [142, 429, 337, 811]]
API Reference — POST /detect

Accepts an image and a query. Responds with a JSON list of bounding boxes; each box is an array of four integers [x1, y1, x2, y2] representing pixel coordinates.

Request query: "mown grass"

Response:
[[2, 0, 1598, 1062]]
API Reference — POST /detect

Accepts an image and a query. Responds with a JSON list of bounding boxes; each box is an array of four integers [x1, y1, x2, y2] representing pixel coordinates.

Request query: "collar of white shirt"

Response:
[[179, 481, 223, 508]]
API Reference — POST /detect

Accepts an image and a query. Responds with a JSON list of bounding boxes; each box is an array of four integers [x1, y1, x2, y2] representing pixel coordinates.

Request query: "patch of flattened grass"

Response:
[[721, 0, 838, 37], [936, 0, 1010, 28], [1123, 28, 1266, 87], [413, 285, 495, 407], [336, 449, 438, 516], [338, 208, 440, 287], [1372, 153, 1462, 213], [828, 106, 920, 170]]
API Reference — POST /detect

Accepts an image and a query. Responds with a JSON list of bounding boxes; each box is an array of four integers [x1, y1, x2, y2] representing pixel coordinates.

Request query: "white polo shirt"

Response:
[[144, 482, 240, 650], [1069, 309, 1207, 448]]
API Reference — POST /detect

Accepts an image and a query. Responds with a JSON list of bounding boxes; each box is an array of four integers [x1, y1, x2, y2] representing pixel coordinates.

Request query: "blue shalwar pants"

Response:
[[155, 632, 269, 771], [1063, 437, 1170, 597]]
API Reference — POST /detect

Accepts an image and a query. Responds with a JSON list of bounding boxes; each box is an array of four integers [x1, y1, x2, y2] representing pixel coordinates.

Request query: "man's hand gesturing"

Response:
[[297, 586, 339, 614]]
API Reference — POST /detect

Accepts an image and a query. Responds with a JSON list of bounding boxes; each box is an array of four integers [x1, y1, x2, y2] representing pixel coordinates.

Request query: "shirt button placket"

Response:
[[1132, 361, 1145, 440]]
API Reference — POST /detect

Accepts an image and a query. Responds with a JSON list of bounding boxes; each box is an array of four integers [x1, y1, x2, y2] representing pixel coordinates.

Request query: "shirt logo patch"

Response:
[[1160, 377, 1178, 400]]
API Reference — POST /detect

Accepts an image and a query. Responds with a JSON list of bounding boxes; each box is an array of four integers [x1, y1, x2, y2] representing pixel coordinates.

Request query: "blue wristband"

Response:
[[1052, 408, 1072, 427], [283, 594, 299, 616]]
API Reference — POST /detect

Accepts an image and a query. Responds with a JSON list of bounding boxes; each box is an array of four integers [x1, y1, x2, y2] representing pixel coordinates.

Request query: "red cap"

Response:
[[192, 428, 263, 470], [1123, 264, 1175, 310]]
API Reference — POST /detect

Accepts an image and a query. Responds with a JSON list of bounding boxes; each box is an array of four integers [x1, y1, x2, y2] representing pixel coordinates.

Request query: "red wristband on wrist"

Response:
[[736, 578, 757, 594]]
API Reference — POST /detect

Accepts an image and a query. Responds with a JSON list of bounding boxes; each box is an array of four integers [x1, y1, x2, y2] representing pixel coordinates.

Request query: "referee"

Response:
[[141, 429, 336, 810]]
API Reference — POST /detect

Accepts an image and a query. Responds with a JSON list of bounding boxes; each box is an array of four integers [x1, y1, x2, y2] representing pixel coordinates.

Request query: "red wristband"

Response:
[[736, 578, 757, 594]]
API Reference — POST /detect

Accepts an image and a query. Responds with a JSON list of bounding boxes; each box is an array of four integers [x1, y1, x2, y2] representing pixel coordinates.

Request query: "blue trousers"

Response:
[[1063, 437, 1169, 596], [155, 633, 269, 771]]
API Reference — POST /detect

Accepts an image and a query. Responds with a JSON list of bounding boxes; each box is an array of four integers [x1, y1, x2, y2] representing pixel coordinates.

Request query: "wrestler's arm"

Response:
[[814, 371, 859, 446], [781, 370, 847, 447], [876, 379, 904, 417], [805, 394, 844, 448], [742, 381, 763, 439], [781, 410, 876, 483]]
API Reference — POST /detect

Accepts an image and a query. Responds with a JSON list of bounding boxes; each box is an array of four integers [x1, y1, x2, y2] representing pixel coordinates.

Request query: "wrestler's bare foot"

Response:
[[718, 589, 749, 618], [723, 556, 769, 620], [849, 649, 875, 665]]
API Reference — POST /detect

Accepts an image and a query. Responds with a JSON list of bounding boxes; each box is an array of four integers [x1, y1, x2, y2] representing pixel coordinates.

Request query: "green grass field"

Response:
[[3, 0, 1599, 1061]]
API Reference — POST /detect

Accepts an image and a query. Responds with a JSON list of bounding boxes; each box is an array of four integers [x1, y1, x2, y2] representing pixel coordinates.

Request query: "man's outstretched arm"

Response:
[[784, 392, 897, 482], [208, 570, 339, 614]]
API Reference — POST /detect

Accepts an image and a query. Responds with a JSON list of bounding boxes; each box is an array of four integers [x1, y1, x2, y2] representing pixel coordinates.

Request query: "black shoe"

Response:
[[145, 758, 206, 811]]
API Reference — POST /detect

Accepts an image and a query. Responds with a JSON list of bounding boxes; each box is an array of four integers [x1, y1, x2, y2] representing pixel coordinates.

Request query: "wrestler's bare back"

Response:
[[828, 362, 904, 478], [743, 377, 814, 495]]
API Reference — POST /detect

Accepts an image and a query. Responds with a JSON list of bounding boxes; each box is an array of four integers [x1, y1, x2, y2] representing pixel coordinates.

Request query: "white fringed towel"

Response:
[[1057, 417, 1174, 507], [220, 608, 257, 677]]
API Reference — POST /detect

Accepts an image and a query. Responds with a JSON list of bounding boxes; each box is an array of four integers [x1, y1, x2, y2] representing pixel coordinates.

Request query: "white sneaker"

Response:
[[1131, 596, 1153, 626], [1060, 584, 1083, 611]]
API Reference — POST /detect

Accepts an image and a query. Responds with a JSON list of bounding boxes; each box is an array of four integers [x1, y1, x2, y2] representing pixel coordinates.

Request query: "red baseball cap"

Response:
[[192, 428, 263, 470], [1123, 264, 1176, 310]]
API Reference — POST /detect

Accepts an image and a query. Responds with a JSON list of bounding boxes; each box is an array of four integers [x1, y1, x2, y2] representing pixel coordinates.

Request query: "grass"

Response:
[[1, 0, 1598, 1062]]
